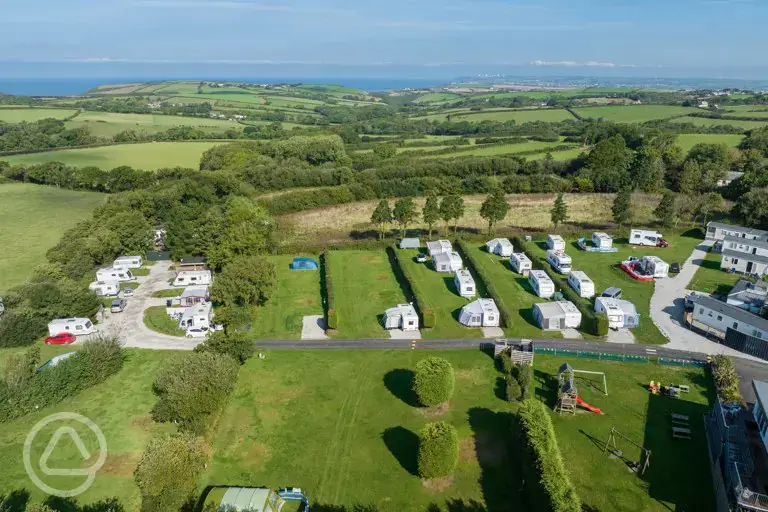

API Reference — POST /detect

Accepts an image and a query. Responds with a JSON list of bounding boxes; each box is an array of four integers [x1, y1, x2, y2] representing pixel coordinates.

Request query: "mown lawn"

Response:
[[249, 255, 323, 339], [328, 250, 407, 339], [143, 305, 184, 336], [689, 248, 743, 295]]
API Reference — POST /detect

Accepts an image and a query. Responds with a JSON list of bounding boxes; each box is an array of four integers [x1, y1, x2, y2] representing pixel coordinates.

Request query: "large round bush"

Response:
[[417, 421, 459, 479], [413, 357, 455, 407]]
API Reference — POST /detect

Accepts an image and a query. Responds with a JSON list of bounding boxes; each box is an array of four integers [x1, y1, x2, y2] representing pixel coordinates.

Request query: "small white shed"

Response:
[[399, 238, 421, 249], [486, 238, 514, 257], [433, 251, 463, 273], [178, 302, 212, 329], [459, 299, 500, 327], [547, 234, 566, 251], [567, 271, 595, 298], [426, 240, 452, 257], [113, 255, 143, 269], [454, 269, 476, 298], [533, 301, 582, 330], [88, 280, 120, 297], [591, 232, 613, 249], [173, 270, 212, 287], [510, 253, 532, 276], [382, 304, 419, 331], [529, 270, 555, 298], [48, 318, 97, 336]]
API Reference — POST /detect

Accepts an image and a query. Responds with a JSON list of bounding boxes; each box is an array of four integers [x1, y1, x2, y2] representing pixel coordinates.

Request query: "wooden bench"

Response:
[[671, 413, 690, 424], [675, 385, 690, 393], [672, 426, 691, 439], [673, 431, 691, 440]]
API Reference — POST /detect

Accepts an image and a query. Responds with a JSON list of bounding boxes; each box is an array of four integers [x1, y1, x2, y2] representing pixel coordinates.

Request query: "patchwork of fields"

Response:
[[65, 110, 244, 137], [573, 105, 699, 123], [416, 107, 576, 123]]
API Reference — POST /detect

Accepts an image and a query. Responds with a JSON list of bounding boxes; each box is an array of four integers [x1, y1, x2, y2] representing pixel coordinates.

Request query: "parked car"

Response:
[[122, 288, 134, 297], [416, 253, 428, 263], [45, 332, 76, 345], [670, 262, 681, 273], [185, 326, 209, 339], [656, 239, 669, 248], [601, 287, 622, 299], [110, 299, 126, 313]]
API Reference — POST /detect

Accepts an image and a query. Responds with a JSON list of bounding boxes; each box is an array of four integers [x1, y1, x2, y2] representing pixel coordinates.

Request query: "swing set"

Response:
[[603, 427, 651, 476]]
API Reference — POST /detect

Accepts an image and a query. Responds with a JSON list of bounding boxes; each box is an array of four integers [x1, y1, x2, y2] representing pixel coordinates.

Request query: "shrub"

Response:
[[389, 246, 436, 328], [193, 330, 254, 364], [457, 239, 513, 328], [517, 400, 581, 512], [323, 251, 338, 329], [417, 421, 459, 479], [712, 355, 743, 403], [513, 364, 533, 400], [594, 312, 609, 336], [0, 311, 48, 347], [505, 375, 522, 402], [413, 357, 455, 407], [495, 350, 513, 375]]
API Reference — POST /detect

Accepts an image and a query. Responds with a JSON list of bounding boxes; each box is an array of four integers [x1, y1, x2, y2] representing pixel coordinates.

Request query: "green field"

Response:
[[573, 105, 699, 123], [0, 183, 105, 292], [675, 116, 768, 130], [430, 140, 577, 159], [413, 92, 462, 104], [528, 147, 586, 161], [676, 134, 744, 153], [329, 250, 407, 339], [1, 141, 227, 170], [688, 248, 742, 295], [143, 306, 184, 336], [249, 255, 323, 339], [0, 108, 78, 123], [415, 108, 575, 123], [721, 106, 768, 118], [65, 111, 243, 137]]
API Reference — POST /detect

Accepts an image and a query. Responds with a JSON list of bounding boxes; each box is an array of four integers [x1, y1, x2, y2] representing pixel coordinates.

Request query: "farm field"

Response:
[[65, 111, 243, 137], [0, 183, 105, 292], [688, 248, 742, 295], [413, 92, 462, 103], [328, 250, 407, 339], [249, 255, 323, 339], [675, 116, 768, 130], [430, 140, 577, 159], [721, 106, 768, 118], [573, 105, 699, 123], [1, 141, 226, 170], [525, 231, 704, 344], [435, 108, 575, 124], [0, 107, 77, 122], [528, 147, 586, 161], [0, 349, 180, 510], [676, 133, 744, 152]]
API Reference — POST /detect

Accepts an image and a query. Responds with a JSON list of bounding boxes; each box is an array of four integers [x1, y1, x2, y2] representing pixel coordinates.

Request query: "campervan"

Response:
[[96, 267, 136, 282], [546, 250, 572, 274], [629, 229, 666, 247], [454, 269, 476, 298], [48, 318, 97, 337], [88, 280, 120, 297], [529, 270, 555, 298], [567, 271, 595, 298], [547, 234, 566, 251], [173, 270, 213, 287], [113, 255, 143, 269], [510, 253, 532, 276], [178, 302, 212, 329]]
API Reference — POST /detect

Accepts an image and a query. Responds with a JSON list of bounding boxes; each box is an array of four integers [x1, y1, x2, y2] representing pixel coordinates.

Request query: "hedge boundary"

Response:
[[321, 251, 338, 329], [456, 239, 513, 329], [388, 245, 436, 328]]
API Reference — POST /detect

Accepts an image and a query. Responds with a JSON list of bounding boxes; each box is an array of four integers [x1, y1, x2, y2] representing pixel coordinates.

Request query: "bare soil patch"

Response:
[[422, 476, 454, 491]]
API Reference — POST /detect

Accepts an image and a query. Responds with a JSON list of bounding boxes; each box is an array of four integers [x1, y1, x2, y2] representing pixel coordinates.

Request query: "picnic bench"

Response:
[[672, 426, 691, 439], [675, 385, 690, 393], [671, 413, 690, 425]]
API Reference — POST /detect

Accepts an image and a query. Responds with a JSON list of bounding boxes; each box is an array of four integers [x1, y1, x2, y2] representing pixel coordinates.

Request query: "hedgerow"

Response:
[[388, 245, 436, 328], [322, 251, 338, 329]]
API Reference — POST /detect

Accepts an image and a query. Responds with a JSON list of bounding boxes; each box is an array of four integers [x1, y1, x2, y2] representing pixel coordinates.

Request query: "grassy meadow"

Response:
[[65, 111, 243, 137], [429, 140, 577, 159], [0, 183, 105, 292], [0, 108, 78, 123], [676, 133, 744, 152], [417, 108, 575, 123], [573, 105, 699, 123], [688, 248, 742, 295], [675, 116, 768, 130]]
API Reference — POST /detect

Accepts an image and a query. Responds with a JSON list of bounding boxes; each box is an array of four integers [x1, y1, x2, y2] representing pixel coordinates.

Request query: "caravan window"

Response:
[[407, 321, 415, 327], [85, 320, 92, 328], [488, 316, 495, 322], [76, 324, 83, 330], [467, 287, 474, 292], [472, 315, 480, 323]]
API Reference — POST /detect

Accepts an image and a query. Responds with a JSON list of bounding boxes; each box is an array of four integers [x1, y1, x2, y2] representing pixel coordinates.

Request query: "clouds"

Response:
[[529, 60, 639, 68]]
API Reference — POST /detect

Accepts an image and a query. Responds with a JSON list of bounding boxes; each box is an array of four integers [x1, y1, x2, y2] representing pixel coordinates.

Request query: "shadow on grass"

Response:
[[494, 376, 508, 401], [442, 276, 459, 295], [698, 258, 722, 271], [534, 369, 558, 408], [681, 227, 705, 239], [384, 369, 418, 406], [386, 247, 416, 305], [382, 426, 420, 476], [445, 499, 488, 512]]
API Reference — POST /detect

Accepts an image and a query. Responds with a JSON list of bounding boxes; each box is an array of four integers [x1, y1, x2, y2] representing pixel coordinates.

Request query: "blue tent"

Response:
[[290, 257, 319, 271]]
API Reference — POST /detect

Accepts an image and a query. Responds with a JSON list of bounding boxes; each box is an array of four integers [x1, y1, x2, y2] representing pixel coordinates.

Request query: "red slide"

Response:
[[576, 396, 602, 415]]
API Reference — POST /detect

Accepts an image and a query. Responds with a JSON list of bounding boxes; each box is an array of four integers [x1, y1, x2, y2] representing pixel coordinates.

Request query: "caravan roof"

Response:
[[426, 240, 452, 255], [455, 269, 474, 286], [180, 302, 212, 323], [181, 286, 209, 298]]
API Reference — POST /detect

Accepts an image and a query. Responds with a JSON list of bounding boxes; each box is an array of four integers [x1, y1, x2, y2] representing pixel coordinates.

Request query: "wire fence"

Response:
[[533, 346, 706, 368]]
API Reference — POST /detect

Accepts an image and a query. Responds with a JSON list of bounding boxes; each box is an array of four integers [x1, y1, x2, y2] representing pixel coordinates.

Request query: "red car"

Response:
[[45, 332, 77, 345], [656, 239, 669, 248]]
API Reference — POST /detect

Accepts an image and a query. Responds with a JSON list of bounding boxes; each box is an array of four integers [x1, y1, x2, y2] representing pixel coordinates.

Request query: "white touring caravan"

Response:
[[591, 232, 613, 249], [382, 304, 419, 332], [486, 238, 514, 257], [547, 234, 566, 251], [567, 271, 595, 298], [510, 253, 532, 276], [88, 280, 120, 297], [96, 267, 136, 282], [458, 299, 500, 327], [594, 297, 640, 330], [639, 256, 669, 278], [113, 255, 143, 269], [630, 229, 665, 247], [454, 269, 476, 298], [173, 270, 213, 287], [178, 302, 212, 330], [48, 318, 97, 337], [529, 270, 555, 298], [433, 252, 463, 273], [546, 250, 572, 274]]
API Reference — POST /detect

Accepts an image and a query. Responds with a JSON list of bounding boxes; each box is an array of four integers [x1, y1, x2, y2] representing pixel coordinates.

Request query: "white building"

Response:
[[178, 302, 212, 330], [752, 381, 768, 454], [546, 250, 572, 274], [547, 234, 566, 251], [173, 270, 213, 287], [567, 271, 594, 298], [88, 281, 120, 297], [486, 238, 513, 257], [510, 252, 532, 276], [382, 304, 419, 331], [426, 240, 452, 257], [629, 229, 664, 247], [459, 299, 500, 327], [433, 252, 463, 273], [454, 269, 476, 298], [594, 297, 640, 329], [639, 256, 669, 278], [720, 235, 768, 277], [533, 301, 582, 330], [113, 255, 143, 269], [529, 270, 555, 298], [591, 232, 613, 249], [727, 280, 767, 315], [706, 221, 768, 242], [48, 318, 97, 337], [692, 295, 768, 342], [96, 267, 136, 282]]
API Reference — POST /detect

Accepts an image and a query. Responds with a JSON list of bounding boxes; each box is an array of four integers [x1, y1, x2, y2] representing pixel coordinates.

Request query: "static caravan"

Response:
[[454, 269, 476, 298], [567, 271, 595, 298], [529, 270, 555, 298], [426, 240, 452, 257], [533, 301, 582, 330], [382, 304, 419, 331], [486, 238, 514, 257], [88, 280, 120, 297], [510, 252, 532, 276], [433, 252, 463, 273], [630, 229, 664, 247], [96, 266, 136, 282], [595, 297, 640, 329], [547, 234, 566, 252], [639, 256, 669, 278], [48, 318, 97, 337], [459, 299, 500, 327], [180, 286, 209, 307], [592, 232, 613, 249], [173, 270, 213, 287], [113, 255, 143, 269], [546, 250, 572, 274], [178, 302, 212, 329]]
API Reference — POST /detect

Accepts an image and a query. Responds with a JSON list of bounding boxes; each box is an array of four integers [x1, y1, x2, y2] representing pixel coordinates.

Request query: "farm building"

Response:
[[178, 256, 208, 271], [529, 270, 555, 298], [595, 297, 640, 329], [717, 171, 744, 188], [567, 271, 595, 298], [399, 238, 421, 249], [181, 286, 209, 307], [547, 234, 566, 251], [88, 280, 120, 297], [48, 318, 97, 337], [533, 301, 582, 330], [706, 221, 768, 242], [510, 252, 532, 276], [427, 240, 452, 257], [459, 298, 500, 327], [290, 258, 318, 270], [173, 270, 212, 287], [433, 251, 463, 273], [113, 255, 143, 269], [96, 266, 136, 282], [454, 269, 476, 298], [178, 302, 212, 329], [382, 303, 419, 331], [486, 238, 513, 257]]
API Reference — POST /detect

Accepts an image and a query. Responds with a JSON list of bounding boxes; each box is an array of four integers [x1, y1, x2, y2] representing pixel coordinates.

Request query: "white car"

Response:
[[185, 327, 209, 339], [122, 288, 134, 298]]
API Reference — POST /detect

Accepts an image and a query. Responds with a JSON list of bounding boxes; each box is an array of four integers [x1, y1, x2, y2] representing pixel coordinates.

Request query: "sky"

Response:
[[1, 0, 767, 78]]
